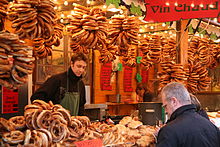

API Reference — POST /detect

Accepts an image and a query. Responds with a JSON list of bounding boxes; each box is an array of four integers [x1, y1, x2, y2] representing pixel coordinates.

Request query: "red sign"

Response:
[[2, 87, 19, 114], [74, 139, 103, 147], [141, 69, 149, 83], [144, 0, 219, 22], [124, 65, 133, 92], [100, 63, 112, 91]]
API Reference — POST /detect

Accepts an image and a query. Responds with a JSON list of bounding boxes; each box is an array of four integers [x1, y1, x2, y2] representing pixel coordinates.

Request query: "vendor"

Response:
[[136, 83, 154, 102], [31, 52, 88, 116]]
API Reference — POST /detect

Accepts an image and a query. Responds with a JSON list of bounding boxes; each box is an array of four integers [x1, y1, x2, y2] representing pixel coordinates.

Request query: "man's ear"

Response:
[[171, 97, 179, 106]]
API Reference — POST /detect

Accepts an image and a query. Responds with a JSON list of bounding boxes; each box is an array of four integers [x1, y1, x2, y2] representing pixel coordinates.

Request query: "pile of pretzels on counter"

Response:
[[0, 100, 157, 147]]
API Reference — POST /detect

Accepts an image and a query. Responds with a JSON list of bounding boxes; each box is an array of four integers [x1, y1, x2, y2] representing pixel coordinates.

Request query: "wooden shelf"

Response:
[[106, 102, 160, 106], [106, 102, 139, 106]]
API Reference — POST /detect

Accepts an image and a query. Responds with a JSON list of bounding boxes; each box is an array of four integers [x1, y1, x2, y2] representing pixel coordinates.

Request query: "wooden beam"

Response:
[[176, 20, 189, 65]]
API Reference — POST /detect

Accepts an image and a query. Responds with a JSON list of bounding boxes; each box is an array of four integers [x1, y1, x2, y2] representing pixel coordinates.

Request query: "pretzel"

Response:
[[0, 79, 13, 89], [45, 35, 57, 46], [74, 116, 91, 128], [128, 121, 143, 129], [57, 108, 71, 125], [61, 138, 80, 146], [0, 52, 8, 59], [11, 67, 28, 84], [9, 116, 26, 130], [49, 119, 68, 142], [68, 126, 80, 138], [83, 31, 95, 46], [37, 129, 52, 145], [0, 72, 10, 78], [0, 64, 12, 71], [25, 114, 35, 130], [15, 0, 39, 5], [53, 37, 60, 47], [36, 110, 51, 129], [14, 60, 34, 70], [15, 56, 35, 63], [119, 116, 132, 126], [32, 99, 51, 110], [52, 112, 68, 125], [0, 117, 15, 132], [14, 65, 32, 74], [31, 109, 43, 129], [52, 104, 63, 112], [35, 130, 49, 147], [45, 46, 52, 56], [2, 130, 24, 144], [0, 43, 12, 52], [25, 130, 42, 146], [73, 3, 90, 12]]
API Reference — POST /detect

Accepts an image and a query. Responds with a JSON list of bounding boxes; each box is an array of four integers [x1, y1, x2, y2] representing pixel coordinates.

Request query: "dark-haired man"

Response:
[[31, 52, 88, 116]]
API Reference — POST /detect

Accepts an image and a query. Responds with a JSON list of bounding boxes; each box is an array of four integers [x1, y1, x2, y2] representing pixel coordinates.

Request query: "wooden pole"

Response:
[[116, 64, 120, 103], [91, 49, 95, 104], [176, 20, 189, 65]]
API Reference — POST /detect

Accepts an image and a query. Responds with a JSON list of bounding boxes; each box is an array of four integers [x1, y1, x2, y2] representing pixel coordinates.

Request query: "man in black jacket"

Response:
[[157, 82, 220, 147], [31, 52, 88, 116]]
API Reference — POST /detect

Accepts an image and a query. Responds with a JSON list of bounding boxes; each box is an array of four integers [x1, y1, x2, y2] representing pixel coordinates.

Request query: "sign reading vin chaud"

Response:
[[144, 0, 219, 23]]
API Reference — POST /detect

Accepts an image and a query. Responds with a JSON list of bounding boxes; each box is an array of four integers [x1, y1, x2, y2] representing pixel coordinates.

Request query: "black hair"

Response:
[[71, 52, 88, 64], [136, 83, 149, 94]]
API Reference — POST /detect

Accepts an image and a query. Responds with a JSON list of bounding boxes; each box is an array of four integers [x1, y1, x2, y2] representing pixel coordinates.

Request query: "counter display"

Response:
[[0, 100, 157, 147], [208, 111, 220, 128]]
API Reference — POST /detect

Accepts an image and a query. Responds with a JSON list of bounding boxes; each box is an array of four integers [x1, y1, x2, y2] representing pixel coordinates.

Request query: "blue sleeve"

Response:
[[156, 126, 178, 147]]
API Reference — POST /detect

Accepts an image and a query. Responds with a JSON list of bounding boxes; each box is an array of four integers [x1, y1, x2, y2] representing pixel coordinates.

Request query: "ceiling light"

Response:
[[64, 1, 68, 6], [71, 11, 75, 15], [165, 2, 170, 6], [108, 8, 121, 12], [87, 0, 91, 4], [209, 4, 214, 8], [200, 4, 204, 7], [103, 5, 107, 9]]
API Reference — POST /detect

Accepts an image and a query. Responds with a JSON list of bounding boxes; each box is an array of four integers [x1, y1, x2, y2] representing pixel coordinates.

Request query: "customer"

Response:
[[136, 83, 154, 102], [190, 93, 209, 120], [157, 82, 220, 147], [31, 52, 88, 116]]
